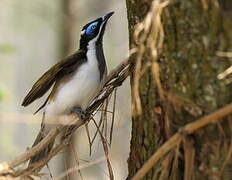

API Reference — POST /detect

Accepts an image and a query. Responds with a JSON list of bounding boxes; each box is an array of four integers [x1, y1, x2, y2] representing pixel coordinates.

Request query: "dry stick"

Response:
[[132, 103, 232, 180], [89, 105, 106, 152], [183, 137, 195, 180], [92, 118, 114, 180], [9, 126, 62, 168], [103, 97, 110, 144], [85, 124, 92, 156], [100, 133, 114, 180], [70, 143, 84, 180], [0, 59, 130, 178], [17, 136, 71, 177], [105, 58, 130, 84], [90, 115, 104, 148], [110, 88, 117, 145], [90, 97, 110, 149], [14, 118, 87, 177], [54, 157, 107, 180]]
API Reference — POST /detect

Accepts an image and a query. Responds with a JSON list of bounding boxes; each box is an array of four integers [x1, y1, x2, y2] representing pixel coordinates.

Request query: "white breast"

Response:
[[46, 48, 102, 115]]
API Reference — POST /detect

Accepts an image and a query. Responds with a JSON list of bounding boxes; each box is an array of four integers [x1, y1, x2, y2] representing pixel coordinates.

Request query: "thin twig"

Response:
[[54, 157, 107, 180], [85, 124, 92, 156], [110, 89, 117, 145], [132, 103, 232, 180], [92, 118, 114, 180], [9, 126, 62, 168], [0, 57, 130, 179], [70, 143, 83, 180]]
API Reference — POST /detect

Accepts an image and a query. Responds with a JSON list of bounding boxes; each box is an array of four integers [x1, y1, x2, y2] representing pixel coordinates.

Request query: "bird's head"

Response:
[[79, 11, 114, 50]]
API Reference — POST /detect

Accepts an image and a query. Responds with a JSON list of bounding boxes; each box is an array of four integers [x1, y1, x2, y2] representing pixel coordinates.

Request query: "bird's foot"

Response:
[[70, 107, 87, 119]]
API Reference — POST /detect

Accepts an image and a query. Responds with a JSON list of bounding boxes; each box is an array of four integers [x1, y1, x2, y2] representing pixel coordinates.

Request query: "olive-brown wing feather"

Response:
[[21, 50, 86, 107]]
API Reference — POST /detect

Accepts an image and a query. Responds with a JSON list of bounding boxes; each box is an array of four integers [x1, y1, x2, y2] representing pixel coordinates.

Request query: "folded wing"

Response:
[[22, 50, 86, 107]]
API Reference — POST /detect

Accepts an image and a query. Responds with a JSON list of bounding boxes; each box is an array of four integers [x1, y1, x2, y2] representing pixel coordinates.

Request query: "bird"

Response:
[[22, 12, 114, 165]]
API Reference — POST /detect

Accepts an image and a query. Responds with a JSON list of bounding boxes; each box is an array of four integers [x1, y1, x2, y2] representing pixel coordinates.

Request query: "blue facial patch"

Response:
[[86, 22, 98, 35]]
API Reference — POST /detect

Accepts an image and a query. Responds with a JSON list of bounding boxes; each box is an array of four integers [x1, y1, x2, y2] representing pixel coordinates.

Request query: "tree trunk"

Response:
[[127, 0, 232, 179], [60, 0, 77, 57], [58, 1, 78, 179]]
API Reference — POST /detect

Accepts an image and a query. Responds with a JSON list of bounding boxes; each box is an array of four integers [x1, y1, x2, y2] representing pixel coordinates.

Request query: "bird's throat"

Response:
[[86, 41, 106, 81]]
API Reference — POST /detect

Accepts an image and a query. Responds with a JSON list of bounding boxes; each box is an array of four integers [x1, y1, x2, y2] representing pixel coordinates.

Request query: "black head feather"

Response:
[[79, 12, 114, 50]]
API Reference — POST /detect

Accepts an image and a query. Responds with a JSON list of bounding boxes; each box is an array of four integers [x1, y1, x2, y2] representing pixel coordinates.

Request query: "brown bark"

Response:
[[127, 0, 232, 179]]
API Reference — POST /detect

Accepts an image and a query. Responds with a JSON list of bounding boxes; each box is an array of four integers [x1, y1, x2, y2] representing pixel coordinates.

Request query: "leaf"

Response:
[[0, 44, 16, 54]]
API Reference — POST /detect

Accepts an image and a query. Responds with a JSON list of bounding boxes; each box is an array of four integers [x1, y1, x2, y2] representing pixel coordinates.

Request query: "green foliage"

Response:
[[0, 44, 16, 54], [0, 88, 4, 101], [0, 85, 10, 101]]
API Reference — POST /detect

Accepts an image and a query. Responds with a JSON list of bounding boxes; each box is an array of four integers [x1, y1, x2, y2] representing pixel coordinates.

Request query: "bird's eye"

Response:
[[91, 25, 96, 30], [85, 22, 98, 35]]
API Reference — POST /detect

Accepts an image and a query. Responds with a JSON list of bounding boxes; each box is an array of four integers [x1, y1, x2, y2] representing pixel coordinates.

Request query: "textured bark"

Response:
[[127, 0, 232, 179]]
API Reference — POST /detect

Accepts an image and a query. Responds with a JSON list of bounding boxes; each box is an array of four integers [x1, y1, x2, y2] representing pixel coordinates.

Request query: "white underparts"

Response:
[[43, 22, 107, 130], [45, 43, 101, 116]]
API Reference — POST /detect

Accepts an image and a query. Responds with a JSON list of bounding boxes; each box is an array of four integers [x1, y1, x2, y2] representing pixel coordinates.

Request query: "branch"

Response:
[[132, 103, 232, 180], [0, 57, 130, 179]]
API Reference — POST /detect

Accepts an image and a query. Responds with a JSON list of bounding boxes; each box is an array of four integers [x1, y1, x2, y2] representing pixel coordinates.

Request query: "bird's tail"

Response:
[[28, 127, 54, 166]]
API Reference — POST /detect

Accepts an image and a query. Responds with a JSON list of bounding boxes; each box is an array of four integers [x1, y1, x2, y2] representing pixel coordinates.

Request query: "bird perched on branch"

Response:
[[22, 12, 114, 165]]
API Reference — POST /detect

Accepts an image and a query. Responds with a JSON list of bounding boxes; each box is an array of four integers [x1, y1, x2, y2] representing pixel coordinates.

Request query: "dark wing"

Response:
[[22, 50, 86, 107]]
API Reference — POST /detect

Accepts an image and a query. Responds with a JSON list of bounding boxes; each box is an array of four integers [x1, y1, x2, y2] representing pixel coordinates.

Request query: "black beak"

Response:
[[103, 11, 114, 22]]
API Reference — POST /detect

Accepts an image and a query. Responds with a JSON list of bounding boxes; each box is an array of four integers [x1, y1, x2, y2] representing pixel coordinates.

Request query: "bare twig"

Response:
[[85, 124, 92, 156], [0, 56, 130, 179], [110, 88, 117, 145], [9, 127, 61, 168], [54, 156, 107, 180], [70, 143, 83, 180], [131, 0, 170, 116], [92, 118, 114, 180], [132, 103, 232, 180]]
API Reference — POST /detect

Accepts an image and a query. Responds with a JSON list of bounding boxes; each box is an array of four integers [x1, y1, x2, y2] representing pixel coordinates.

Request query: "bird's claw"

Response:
[[70, 107, 87, 119]]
